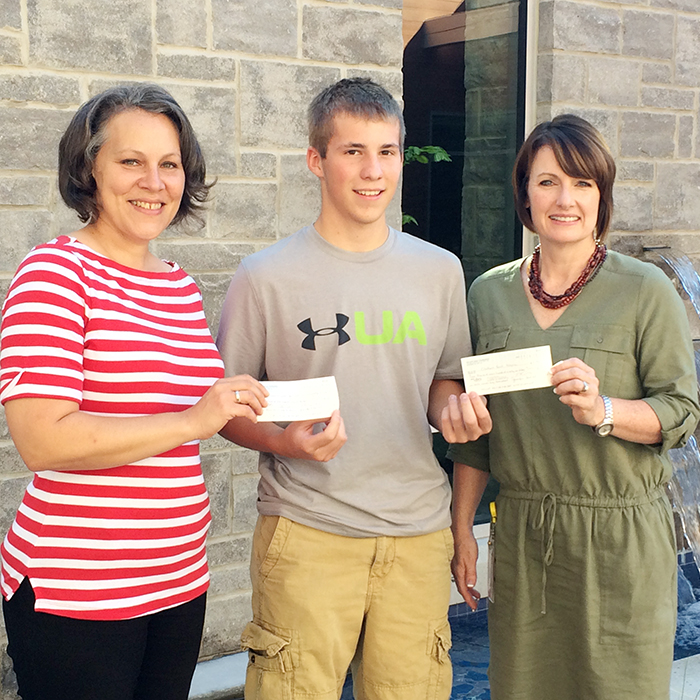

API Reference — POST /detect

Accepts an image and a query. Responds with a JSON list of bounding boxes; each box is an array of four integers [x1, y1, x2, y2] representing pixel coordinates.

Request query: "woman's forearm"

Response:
[[5, 375, 267, 472], [451, 462, 491, 534], [551, 359, 663, 445], [6, 399, 198, 472], [606, 397, 662, 444], [451, 462, 490, 608]]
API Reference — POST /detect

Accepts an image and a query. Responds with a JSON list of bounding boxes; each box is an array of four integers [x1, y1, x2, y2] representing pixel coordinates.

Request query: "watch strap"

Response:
[[593, 395, 613, 436]]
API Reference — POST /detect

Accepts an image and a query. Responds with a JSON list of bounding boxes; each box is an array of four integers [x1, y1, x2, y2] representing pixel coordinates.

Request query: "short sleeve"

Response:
[[216, 261, 267, 380], [433, 256, 472, 380], [1, 247, 87, 404], [445, 275, 490, 470]]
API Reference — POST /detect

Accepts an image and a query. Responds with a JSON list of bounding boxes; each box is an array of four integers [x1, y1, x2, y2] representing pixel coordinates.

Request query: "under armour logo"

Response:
[[297, 314, 351, 351]]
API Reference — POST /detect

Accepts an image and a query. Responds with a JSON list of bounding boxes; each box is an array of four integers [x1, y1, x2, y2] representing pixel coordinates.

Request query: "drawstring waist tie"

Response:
[[499, 486, 667, 615]]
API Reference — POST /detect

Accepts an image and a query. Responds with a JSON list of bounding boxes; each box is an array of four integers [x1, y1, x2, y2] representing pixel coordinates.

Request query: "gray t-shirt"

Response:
[[216, 225, 471, 537]]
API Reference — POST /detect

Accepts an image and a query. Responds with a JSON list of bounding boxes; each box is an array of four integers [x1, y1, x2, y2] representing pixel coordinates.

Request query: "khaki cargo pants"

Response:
[[241, 515, 453, 700]]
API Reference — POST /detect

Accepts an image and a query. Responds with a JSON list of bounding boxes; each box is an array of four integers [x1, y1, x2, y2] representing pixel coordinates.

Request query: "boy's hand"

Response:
[[441, 392, 492, 443], [277, 410, 347, 462]]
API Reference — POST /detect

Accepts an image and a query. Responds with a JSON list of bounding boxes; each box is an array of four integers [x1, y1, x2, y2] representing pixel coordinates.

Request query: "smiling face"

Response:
[[526, 145, 601, 249], [307, 113, 403, 237], [91, 109, 185, 249]]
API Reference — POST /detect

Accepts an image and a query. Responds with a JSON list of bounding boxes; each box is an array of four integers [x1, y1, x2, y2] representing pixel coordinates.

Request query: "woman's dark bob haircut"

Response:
[[512, 114, 616, 242], [59, 83, 211, 226]]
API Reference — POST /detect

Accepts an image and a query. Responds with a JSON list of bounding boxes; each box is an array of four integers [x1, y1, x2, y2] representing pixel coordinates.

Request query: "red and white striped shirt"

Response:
[[0, 236, 223, 620]]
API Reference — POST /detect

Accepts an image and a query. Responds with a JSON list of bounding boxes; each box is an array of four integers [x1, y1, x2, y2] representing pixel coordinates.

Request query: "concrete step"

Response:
[[189, 651, 246, 700]]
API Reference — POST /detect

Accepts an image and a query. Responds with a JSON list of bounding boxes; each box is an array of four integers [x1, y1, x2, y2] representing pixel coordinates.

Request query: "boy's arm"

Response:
[[428, 379, 492, 443], [220, 410, 347, 462], [426, 257, 490, 443]]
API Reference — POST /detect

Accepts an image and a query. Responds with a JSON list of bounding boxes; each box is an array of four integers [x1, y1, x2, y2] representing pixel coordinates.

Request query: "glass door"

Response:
[[402, 0, 528, 286]]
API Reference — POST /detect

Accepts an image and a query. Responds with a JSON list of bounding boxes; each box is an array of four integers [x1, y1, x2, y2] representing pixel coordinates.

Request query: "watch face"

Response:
[[596, 423, 613, 437]]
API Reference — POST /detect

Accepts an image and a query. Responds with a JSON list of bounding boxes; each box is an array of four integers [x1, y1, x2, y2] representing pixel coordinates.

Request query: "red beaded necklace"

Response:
[[528, 243, 607, 309]]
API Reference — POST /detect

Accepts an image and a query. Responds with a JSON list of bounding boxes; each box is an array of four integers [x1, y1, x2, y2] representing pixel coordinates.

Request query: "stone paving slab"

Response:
[[671, 655, 700, 700]]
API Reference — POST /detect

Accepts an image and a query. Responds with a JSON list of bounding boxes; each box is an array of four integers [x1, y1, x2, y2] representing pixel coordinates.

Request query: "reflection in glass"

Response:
[[402, 1, 526, 286]]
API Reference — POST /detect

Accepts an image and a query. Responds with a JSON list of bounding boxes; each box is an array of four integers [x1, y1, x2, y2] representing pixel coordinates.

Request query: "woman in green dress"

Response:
[[449, 114, 700, 699]]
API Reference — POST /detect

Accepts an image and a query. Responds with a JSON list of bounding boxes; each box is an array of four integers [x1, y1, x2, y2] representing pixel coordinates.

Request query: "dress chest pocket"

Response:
[[569, 325, 633, 397], [476, 328, 510, 355]]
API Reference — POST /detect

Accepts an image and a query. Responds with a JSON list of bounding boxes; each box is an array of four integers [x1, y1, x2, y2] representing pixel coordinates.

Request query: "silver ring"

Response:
[[580, 381, 589, 394], [234, 390, 241, 403]]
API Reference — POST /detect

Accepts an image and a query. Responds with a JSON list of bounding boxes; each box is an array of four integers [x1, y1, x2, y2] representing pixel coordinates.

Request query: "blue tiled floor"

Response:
[[449, 609, 490, 699]]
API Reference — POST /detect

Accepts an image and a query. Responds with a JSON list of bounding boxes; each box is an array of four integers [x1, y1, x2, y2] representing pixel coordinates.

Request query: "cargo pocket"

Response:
[[241, 621, 295, 700], [426, 618, 452, 700]]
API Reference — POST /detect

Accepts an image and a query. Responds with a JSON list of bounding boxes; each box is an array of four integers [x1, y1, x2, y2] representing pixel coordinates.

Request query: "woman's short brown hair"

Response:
[[512, 114, 616, 242], [58, 84, 211, 226]]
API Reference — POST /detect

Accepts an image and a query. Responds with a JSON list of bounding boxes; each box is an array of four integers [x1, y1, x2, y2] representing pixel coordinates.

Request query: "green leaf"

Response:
[[404, 146, 422, 164], [402, 213, 418, 226], [403, 145, 452, 165]]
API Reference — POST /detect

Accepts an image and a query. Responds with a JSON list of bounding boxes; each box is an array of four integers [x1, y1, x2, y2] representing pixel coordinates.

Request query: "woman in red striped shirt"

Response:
[[0, 84, 268, 700]]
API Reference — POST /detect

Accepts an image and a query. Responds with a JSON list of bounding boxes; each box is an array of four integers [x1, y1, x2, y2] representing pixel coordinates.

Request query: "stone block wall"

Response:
[[0, 1, 402, 695], [536, 0, 700, 260]]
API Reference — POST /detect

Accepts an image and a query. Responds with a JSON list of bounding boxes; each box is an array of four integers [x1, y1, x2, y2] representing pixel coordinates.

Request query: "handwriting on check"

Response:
[[461, 346, 553, 395]]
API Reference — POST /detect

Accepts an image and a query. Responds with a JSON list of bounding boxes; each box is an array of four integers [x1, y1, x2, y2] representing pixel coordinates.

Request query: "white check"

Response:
[[258, 376, 340, 422], [461, 345, 553, 395]]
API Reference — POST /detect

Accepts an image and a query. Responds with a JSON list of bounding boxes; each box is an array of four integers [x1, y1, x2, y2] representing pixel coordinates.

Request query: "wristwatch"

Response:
[[593, 395, 614, 437]]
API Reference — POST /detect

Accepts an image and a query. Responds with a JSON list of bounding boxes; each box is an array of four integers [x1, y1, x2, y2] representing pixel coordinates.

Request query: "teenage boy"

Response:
[[217, 78, 491, 700]]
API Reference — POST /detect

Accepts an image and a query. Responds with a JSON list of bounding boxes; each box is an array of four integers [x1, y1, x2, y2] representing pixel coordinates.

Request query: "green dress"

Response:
[[449, 251, 700, 700]]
